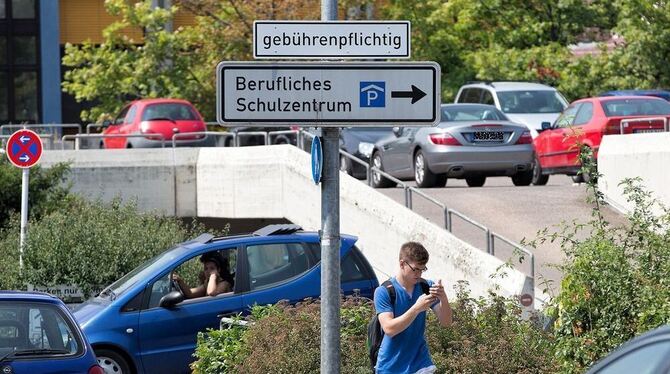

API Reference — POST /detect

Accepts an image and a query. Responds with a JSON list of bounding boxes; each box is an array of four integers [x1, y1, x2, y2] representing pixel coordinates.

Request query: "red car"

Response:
[[101, 99, 212, 149], [532, 96, 670, 184]]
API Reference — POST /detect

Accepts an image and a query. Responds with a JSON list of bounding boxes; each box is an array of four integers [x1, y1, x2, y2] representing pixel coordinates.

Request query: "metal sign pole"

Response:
[[19, 168, 29, 271], [321, 2, 340, 374]]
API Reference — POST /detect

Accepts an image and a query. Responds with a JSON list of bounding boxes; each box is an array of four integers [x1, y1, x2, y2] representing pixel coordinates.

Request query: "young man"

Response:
[[374, 242, 453, 374]]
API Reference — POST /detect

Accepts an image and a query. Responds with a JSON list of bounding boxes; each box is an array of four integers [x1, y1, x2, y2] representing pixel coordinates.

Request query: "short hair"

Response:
[[399, 242, 429, 265]]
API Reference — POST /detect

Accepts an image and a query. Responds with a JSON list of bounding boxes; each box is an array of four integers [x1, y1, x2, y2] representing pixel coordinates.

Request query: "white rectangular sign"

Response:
[[254, 21, 410, 59], [216, 62, 441, 127]]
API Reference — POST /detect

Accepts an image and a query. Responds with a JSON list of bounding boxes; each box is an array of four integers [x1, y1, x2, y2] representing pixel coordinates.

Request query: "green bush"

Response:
[[527, 149, 670, 373], [0, 158, 71, 229], [192, 288, 556, 374], [0, 196, 220, 297]]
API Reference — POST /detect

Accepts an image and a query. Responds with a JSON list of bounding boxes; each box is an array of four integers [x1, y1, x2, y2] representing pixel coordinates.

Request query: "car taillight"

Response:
[[516, 131, 532, 144], [604, 120, 621, 135], [88, 365, 105, 374], [429, 133, 461, 146]]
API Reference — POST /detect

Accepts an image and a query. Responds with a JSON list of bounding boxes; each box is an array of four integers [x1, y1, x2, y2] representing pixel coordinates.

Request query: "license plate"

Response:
[[473, 131, 504, 142], [633, 129, 664, 133]]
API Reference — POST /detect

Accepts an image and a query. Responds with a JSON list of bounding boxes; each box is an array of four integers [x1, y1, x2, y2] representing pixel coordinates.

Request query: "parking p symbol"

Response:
[[360, 82, 386, 108]]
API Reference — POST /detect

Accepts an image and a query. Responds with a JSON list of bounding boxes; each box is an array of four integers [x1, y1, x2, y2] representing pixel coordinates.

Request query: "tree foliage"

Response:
[[0, 157, 71, 229]]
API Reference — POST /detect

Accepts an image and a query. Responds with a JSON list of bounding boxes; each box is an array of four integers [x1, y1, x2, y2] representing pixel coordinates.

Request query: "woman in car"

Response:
[[172, 252, 233, 298]]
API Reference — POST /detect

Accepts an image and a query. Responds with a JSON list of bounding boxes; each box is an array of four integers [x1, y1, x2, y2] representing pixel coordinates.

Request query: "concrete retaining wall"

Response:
[[41, 146, 533, 305], [599, 133, 670, 217]]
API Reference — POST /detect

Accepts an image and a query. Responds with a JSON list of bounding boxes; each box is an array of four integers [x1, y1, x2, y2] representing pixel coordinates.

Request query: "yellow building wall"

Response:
[[60, 0, 196, 45]]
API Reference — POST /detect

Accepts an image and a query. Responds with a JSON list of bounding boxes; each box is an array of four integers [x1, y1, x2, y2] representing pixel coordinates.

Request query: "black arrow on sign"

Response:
[[391, 85, 427, 104]]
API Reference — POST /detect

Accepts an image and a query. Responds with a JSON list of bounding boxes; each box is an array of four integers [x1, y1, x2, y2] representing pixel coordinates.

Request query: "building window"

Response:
[[12, 0, 34, 19], [14, 71, 38, 122], [0, 1, 5, 18], [13, 36, 35, 64], [0, 72, 7, 122]]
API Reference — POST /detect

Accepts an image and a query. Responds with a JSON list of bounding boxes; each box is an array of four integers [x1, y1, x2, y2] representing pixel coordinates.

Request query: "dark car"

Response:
[[224, 126, 299, 147], [339, 127, 395, 179], [586, 325, 670, 373], [599, 89, 670, 102], [0, 291, 103, 374], [74, 224, 378, 374]]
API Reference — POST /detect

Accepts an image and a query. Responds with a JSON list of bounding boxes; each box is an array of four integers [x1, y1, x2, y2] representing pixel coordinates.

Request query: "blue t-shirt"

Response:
[[373, 277, 436, 374]]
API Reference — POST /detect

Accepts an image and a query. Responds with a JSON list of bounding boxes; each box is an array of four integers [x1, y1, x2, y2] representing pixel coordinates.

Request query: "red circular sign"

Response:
[[519, 293, 533, 307], [5, 129, 43, 168]]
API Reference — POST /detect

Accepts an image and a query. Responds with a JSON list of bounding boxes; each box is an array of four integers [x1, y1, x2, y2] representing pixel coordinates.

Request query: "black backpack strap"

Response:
[[381, 279, 396, 307]]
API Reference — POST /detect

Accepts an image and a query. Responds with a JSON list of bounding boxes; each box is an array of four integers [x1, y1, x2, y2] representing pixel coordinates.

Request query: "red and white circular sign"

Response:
[[5, 129, 43, 168]]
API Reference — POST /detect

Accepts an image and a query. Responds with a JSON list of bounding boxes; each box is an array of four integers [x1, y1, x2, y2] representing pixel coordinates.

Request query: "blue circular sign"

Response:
[[311, 136, 323, 184]]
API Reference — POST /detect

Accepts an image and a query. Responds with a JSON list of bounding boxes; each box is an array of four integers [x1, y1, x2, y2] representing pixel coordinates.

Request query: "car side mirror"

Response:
[[159, 291, 184, 308], [102, 119, 112, 128], [541, 121, 552, 131], [392, 127, 402, 137]]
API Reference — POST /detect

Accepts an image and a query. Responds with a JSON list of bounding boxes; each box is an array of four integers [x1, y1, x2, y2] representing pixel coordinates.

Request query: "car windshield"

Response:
[[497, 90, 568, 114], [441, 105, 508, 121], [102, 246, 184, 298], [141, 103, 198, 121], [601, 98, 670, 117], [0, 302, 82, 356]]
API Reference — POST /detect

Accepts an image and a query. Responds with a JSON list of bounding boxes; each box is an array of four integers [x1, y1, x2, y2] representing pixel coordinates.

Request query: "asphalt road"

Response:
[[375, 174, 628, 292]]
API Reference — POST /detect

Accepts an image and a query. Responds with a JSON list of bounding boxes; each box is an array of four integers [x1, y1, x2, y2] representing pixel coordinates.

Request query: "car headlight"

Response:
[[357, 142, 374, 158]]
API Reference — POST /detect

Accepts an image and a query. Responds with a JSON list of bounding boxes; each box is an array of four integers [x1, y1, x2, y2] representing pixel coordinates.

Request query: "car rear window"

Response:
[[142, 103, 199, 121], [0, 301, 83, 358], [442, 106, 508, 121], [601, 98, 670, 117]]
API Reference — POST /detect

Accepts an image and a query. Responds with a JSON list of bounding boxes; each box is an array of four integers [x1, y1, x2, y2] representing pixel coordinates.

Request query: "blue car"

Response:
[[599, 89, 670, 101], [74, 225, 378, 374], [0, 291, 102, 374]]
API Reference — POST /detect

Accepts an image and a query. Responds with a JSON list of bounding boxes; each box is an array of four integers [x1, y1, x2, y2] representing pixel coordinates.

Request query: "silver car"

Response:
[[370, 104, 535, 188]]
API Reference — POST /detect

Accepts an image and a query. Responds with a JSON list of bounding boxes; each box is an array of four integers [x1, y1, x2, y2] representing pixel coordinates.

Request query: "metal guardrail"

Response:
[[62, 134, 167, 149], [297, 129, 535, 280], [1, 133, 56, 149], [171, 131, 234, 148], [1, 124, 82, 149]]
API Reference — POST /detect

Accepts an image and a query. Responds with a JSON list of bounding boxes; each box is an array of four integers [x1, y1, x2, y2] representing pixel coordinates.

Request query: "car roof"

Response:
[[0, 290, 64, 304], [599, 89, 670, 98], [180, 224, 357, 250], [587, 95, 668, 103], [587, 325, 670, 373], [463, 81, 557, 92], [130, 98, 193, 106]]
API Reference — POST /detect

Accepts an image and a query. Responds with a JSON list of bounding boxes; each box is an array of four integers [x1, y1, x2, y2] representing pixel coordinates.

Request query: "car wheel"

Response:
[[532, 156, 549, 186], [571, 174, 584, 183], [465, 176, 486, 187], [511, 170, 533, 186], [96, 348, 131, 374], [340, 154, 353, 176], [371, 152, 395, 188], [414, 150, 440, 188]]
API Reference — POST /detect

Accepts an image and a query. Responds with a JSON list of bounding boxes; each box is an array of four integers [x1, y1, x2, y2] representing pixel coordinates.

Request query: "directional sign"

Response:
[[311, 136, 323, 184], [216, 62, 441, 127], [254, 21, 410, 59], [6, 129, 43, 168]]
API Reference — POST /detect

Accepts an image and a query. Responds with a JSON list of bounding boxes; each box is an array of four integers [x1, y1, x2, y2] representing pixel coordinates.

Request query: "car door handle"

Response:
[[217, 312, 237, 318]]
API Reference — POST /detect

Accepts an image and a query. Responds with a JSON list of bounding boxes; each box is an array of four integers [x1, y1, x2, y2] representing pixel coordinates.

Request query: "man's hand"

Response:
[[430, 279, 448, 302], [413, 293, 437, 313]]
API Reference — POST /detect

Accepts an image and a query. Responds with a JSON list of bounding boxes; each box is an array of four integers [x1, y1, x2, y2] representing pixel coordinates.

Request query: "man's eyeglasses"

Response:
[[403, 260, 428, 273]]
